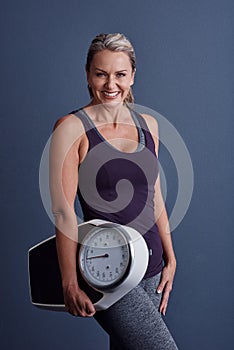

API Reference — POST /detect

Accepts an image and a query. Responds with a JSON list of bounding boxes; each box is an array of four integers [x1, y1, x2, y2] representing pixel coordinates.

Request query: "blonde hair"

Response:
[[86, 33, 136, 104]]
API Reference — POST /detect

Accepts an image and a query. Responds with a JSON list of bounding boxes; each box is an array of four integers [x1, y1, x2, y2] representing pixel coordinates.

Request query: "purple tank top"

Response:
[[73, 107, 163, 278]]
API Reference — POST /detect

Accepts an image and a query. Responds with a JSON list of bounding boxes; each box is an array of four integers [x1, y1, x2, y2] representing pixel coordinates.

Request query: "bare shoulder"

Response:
[[141, 113, 159, 137], [54, 113, 84, 131], [52, 113, 86, 142]]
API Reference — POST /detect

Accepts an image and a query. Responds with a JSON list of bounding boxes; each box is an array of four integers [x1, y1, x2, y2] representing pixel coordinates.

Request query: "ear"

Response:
[[86, 69, 90, 84], [130, 68, 136, 86]]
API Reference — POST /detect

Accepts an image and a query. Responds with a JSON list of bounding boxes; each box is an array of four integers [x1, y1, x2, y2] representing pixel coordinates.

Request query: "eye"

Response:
[[116, 72, 126, 78], [96, 72, 106, 77]]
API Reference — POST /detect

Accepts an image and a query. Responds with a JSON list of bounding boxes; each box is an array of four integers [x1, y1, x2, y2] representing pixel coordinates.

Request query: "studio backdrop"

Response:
[[1, 1, 233, 349]]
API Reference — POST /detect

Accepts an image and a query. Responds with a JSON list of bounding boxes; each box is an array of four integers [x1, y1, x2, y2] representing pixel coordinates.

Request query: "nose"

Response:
[[105, 75, 116, 90]]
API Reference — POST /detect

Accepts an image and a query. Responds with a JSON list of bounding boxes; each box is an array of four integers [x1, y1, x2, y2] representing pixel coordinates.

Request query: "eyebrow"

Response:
[[95, 68, 128, 73]]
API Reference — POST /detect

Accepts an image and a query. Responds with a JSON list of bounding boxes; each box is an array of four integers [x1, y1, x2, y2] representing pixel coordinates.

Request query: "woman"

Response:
[[50, 33, 178, 349]]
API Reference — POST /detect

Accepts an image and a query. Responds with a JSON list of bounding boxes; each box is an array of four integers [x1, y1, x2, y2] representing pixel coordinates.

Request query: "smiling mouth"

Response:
[[102, 91, 120, 98]]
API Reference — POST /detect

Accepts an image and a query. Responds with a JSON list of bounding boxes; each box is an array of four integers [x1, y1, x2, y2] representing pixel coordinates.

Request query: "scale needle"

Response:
[[86, 253, 109, 260]]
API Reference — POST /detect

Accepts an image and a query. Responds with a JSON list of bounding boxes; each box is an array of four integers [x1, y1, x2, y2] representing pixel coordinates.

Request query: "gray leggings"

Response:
[[94, 273, 178, 350]]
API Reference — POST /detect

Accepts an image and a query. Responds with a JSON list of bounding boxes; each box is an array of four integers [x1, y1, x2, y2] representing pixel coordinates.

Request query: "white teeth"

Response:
[[103, 91, 119, 97]]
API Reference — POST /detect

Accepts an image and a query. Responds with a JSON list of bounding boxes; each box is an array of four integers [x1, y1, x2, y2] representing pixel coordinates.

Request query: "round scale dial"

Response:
[[79, 226, 131, 289]]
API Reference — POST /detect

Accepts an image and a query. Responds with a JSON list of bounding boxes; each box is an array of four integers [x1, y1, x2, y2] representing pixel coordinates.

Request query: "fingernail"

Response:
[[157, 289, 162, 294]]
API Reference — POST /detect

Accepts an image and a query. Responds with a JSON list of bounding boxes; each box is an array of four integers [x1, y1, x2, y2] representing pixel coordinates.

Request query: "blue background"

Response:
[[1, 0, 233, 349]]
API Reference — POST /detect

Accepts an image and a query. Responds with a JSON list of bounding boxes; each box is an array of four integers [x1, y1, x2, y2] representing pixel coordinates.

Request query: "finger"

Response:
[[66, 300, 84, 317], [159, 285, 172, 315], [159, 293, 169, 315], [158, 280, 172, 295], [76, 303, 90, 317], [74, 302, 87, 317], [75, 300, 95, 317], [67, 303, 81, 317], [156, 279, 167, 294], [161, 302, 168, 316], [66, 306, 79, 317], [85, 302, 96, 316], [86, 310, 95, 317], [78, 308, 95, 317]]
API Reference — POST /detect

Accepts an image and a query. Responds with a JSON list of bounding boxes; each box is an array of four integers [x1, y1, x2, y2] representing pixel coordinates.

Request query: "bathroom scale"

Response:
[[28, 219, 149, 311]]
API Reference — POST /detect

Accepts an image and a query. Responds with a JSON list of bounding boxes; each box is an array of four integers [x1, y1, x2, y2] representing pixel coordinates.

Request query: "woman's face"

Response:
[[87, 49, 135, 105]]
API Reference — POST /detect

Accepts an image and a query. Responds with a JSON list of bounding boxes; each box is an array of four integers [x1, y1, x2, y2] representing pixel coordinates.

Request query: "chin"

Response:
[[98, 96, 124, 106]]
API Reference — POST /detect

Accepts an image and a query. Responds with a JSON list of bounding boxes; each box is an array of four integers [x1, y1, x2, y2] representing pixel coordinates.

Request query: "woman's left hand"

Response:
[[156, 263, 176, 316]]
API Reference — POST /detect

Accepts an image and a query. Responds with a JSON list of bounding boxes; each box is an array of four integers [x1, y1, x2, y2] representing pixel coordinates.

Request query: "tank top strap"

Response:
[[70, 108, 102, 149], [128, 108, 156, 156]]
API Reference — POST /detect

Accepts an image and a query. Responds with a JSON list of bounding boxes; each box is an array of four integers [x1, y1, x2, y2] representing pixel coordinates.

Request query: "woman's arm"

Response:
[[154, 176, 177, 316], [49, 115, 95, 317], [142, 114, 177, 316]]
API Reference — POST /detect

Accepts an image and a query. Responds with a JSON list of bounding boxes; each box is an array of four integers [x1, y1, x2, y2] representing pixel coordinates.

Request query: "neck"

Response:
[[86, 101, 129, 124]]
